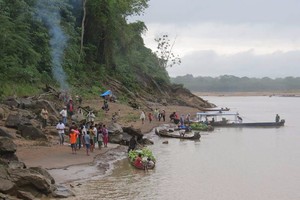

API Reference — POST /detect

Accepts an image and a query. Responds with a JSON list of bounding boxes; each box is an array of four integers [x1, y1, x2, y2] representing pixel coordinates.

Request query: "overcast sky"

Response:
[[132, 0, 300, 78]]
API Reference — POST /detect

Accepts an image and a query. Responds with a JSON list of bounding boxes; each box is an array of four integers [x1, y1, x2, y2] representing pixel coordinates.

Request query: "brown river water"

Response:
[[63, 96, 300, 200]]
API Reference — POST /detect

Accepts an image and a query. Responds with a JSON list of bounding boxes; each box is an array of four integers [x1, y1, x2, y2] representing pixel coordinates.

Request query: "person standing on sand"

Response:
[[40, 108, 48, 128], [128, 136, 137, 152], [148, 112, 153, 123], [69, 129, 78, 154], [59, 106, 67, 125], [81, 124, 87, 149], [97, 130, 103, 150], [102, 124, 108, 147], [89, 126, 95, 152], [67, 99, 74, 118], [154, 109, 159, 121], [92, 124, 98, 149], [140, 111, 146, 124], [84, 132, 91, 156], [56, 120, 65, 145], [162, 110, 166, 121]]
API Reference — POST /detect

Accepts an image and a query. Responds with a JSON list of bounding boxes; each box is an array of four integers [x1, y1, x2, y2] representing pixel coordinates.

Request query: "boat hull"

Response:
[[155, 129, 201, 140], [128, 158, 155, 170], [211, 120, 285, 128]]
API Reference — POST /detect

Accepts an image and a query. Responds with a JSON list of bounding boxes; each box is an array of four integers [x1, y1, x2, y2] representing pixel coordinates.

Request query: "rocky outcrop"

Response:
[[107, 123, 153, 145], [108, 123, 123, 144], [18, 125, 47, 141], [0, 137, 18, 161], [0, 127, 15, 138], [5, 114, 31, 129], [0, 137, 73, 199]]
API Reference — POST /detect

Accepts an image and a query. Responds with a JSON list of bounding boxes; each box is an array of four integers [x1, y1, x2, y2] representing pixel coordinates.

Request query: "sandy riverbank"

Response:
[[16, 100, 200, 186]]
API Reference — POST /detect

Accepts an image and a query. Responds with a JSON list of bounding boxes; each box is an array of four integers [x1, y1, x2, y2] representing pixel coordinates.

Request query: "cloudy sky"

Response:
[[132, 0, 300, 78]]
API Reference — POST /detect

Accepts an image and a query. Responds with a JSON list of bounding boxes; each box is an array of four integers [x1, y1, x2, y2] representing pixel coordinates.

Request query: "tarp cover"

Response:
[[100, 90, 112, 97]]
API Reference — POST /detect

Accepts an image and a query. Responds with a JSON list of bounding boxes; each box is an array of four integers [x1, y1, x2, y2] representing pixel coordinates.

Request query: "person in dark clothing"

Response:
[[275, 114, 280, 123], [128, 136, 137, 152]]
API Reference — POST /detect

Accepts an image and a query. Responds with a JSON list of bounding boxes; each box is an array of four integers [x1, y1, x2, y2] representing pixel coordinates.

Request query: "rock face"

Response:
[[0, 127, 14, 138], [107, 123, 154, 145], [0, 137, 71, 199], [18, 125, 47, 141]]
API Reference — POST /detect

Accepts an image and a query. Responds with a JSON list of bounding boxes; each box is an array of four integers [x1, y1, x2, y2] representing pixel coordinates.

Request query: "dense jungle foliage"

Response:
[[0, 0, 170, 98], [171, 75, 300, 92]]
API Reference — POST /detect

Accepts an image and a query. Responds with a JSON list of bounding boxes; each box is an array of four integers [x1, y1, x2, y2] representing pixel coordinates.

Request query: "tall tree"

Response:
[[79, 0, 87, 62]]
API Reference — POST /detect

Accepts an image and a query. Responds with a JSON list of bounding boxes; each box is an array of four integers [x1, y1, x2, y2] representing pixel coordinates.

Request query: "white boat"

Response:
[[194, 111, 285, 128]]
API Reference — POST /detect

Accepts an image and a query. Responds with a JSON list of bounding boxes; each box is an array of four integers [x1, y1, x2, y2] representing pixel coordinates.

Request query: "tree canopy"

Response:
[[171, 75, 300, 92], [0, 0, 169, 97]]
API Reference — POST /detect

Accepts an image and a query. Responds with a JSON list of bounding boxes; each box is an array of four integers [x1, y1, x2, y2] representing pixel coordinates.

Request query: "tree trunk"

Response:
[[79, 0, 87, 62]]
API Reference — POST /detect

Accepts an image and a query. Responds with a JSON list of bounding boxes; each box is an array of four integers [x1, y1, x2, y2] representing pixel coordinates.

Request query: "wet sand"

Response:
[[16, 143, 120, 170]]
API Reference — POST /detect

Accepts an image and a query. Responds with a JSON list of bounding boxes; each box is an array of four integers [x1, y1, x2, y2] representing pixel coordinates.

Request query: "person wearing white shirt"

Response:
[[60, 106, 67, 125], [56, 120, 65, 145]]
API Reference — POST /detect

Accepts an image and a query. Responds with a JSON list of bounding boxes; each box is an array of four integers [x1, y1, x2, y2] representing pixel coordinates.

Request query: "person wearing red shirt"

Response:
[[134, 154, 144, 169]]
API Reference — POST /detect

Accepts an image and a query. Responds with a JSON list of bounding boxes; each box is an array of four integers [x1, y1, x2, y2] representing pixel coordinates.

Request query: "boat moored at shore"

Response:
[[194, 111, 285, 128]]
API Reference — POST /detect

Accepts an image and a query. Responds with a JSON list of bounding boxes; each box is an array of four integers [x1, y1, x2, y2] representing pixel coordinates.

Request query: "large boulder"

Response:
[[5, 114, 21, 129], [122, 126, 143, 141], [29, 167, 55, 184], [0, 127, 15, 138], [0, 107, 5, 120], [8, 168, 53, 195], [120, 132, 132, 145], [107, 123, 124, 144], [0, 166, 15, 194], [109, 133, 123, 144], [0, 137, 57, 199], [4, 97, 20, 108], [52, 185, 75, 198], [108, 122, 123, 133], [0, 137, 17, 153], [71, 113, 85, 123], [18, 125, 47, 141], [5, 114, 31, 128], [0, 137, 18, 162]]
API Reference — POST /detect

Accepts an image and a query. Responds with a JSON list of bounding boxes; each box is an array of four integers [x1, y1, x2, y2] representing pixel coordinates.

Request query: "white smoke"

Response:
[[35, 0, 69, 90]]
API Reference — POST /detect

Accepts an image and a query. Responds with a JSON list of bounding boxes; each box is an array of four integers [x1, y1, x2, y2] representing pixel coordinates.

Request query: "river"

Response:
[[66, 96, 300, 200]]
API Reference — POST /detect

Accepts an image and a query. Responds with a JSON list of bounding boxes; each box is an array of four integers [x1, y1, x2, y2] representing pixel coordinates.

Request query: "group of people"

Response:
[[134, 153, 155, 170], [169, 112, 191, 126], [140, 109, 166, 124], [56, 121, 109, 156]]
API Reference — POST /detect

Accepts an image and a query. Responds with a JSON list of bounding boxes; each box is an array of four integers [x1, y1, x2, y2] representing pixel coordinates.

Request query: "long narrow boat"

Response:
[[155, 129, 201, 140], [210, 120, 285, 127], [195, 111, 285, 128]]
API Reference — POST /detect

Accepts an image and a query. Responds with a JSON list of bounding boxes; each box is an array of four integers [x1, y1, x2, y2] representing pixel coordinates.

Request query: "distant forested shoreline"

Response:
[[171, 75, 300, 92]]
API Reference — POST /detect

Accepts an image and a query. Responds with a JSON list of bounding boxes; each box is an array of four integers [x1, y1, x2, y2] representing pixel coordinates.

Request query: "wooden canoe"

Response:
[[155, 129, 201, 140], [128, 157, 155, 170]]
